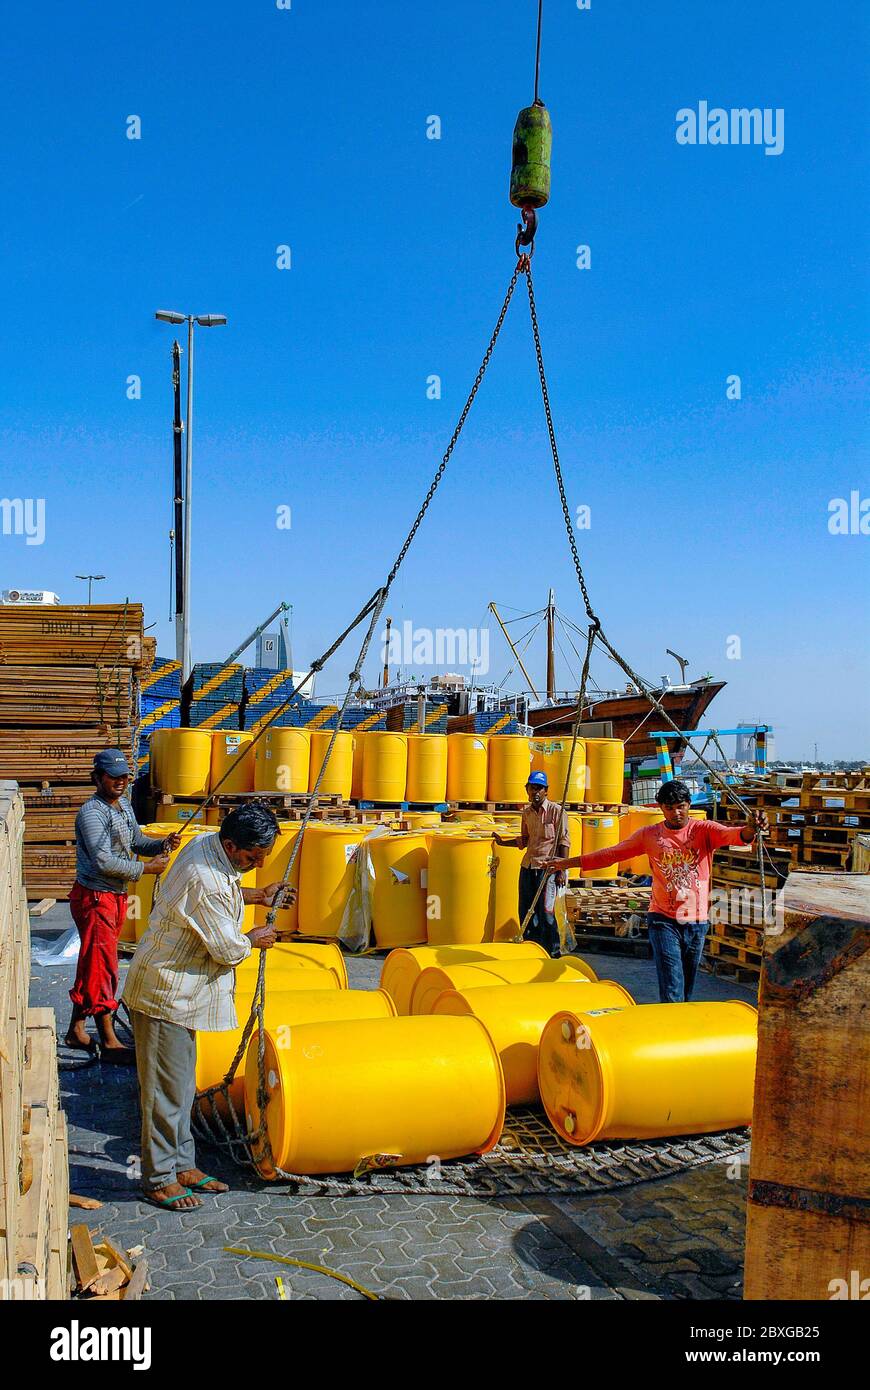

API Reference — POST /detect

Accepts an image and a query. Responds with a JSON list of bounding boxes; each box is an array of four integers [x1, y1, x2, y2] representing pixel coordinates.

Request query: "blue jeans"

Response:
[[647, 913, 708, 1002]]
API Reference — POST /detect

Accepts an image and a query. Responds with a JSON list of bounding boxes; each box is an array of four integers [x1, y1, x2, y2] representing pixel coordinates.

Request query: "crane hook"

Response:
[[515, 205, 537, 257]]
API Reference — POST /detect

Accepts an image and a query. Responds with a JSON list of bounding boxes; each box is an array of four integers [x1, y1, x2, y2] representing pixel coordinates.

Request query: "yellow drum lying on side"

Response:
[[197, 986, 393, 1111], [244, 1015, 506, 1177], [538, 1000, 758, 1145], [379, 941, 548, 1015], [411, 955, 597, 1015], [434, 979, 635, 1105], [235, 940, 348, 989]]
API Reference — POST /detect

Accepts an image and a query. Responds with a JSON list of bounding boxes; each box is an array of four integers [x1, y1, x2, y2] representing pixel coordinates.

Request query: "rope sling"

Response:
[[185, 2, 768, 1174]]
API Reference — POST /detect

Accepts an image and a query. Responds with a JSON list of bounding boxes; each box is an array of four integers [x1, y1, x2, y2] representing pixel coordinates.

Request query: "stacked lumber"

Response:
[[0, 604, 152, 898], [745, 872, 870, 1299], [0, 782, 69, 1300]]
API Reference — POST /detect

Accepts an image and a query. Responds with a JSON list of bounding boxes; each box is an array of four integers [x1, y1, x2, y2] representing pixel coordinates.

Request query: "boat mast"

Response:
[[489, 601, 541, 701], [546, 587, 556, 701], [382, 616, 392, 687]]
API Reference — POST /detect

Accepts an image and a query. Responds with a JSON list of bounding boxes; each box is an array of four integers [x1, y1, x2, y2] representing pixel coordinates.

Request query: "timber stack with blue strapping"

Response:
[[385, 701, 450, 734], [188, 662, 244, 730]]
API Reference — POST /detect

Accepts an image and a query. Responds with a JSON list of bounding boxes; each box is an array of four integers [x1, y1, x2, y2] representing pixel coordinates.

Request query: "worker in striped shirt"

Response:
[[493, 769, 570, 957], [68, 748, 180, 1061], [123, 802, 294, 1211]]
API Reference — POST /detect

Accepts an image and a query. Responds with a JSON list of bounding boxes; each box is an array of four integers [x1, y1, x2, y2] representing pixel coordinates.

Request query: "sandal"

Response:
[[141, 1186, 202, 1211], [183, 1174, 228, 1193]]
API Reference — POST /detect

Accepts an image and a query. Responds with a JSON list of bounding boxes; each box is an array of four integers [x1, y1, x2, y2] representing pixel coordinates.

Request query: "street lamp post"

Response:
[[76, 573, 105, 605], [155, 310, 227, 681]]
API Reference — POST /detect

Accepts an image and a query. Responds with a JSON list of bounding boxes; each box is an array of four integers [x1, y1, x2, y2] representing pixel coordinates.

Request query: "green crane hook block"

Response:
[[510, 100, 552, 209]]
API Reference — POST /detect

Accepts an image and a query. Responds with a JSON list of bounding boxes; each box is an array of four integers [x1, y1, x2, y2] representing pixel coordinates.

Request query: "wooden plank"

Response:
[[71, 1223, 101, 1293], [28, 899, 56, 918], [744, 871, 870, 1301]]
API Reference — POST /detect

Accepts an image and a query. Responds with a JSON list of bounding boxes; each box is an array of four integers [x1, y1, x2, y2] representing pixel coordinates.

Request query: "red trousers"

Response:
[[69, 882, 128, 1016]]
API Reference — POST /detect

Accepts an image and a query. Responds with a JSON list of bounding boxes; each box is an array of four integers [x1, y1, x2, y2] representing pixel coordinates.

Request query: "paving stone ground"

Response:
[[30, 905, 754, 1301]]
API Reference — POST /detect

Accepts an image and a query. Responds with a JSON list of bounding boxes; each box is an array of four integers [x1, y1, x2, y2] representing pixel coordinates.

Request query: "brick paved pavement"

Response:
[[30, 905, 753, 1300]]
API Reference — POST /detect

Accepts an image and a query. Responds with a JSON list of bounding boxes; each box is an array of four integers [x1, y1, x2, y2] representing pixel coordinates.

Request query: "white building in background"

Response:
[[736, 722, 776, 764]]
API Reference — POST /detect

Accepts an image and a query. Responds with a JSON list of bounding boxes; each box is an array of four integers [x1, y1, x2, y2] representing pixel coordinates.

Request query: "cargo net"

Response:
[[192, 1093, 749, 1198], [189, 252, 774, 1172]]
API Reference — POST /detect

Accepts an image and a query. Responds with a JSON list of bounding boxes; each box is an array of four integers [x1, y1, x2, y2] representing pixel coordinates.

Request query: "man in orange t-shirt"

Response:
[[549, 780, 768, 1001]]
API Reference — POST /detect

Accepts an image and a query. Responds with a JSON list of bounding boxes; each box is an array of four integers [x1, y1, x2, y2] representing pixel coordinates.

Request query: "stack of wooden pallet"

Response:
[[0, 782, 69, 1300], [0, 604, 152, 899], [566, 884, 652, 954], [706, 771, 865, 985]]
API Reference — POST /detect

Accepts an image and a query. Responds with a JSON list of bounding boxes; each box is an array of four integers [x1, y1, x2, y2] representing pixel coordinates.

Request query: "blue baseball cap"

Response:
[[93, 748, 131, 777], [527, 770, 548, 788]]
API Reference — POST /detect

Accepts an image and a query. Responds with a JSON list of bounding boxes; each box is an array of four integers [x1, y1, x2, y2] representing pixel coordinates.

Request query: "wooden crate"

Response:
[[744, 872, 870, 1300], [0, 786, 31, 1290]]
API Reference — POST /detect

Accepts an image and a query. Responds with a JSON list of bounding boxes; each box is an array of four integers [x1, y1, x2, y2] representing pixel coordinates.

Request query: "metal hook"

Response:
[[515, 205, 538, 257]]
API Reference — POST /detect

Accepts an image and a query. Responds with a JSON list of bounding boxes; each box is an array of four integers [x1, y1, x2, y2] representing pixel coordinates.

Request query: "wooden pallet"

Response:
[[706, 934, 762, 965], [152, 790, 344, 810]]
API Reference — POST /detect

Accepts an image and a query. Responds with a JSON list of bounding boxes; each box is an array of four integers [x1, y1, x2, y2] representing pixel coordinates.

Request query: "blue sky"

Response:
[[1, 2, 866, 759]]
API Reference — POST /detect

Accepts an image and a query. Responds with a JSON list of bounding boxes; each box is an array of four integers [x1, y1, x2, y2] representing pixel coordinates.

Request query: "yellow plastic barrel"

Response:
[[689, 809, 708, 821], [427, 834, 494, 945], [411, 955, 598, 1015], [244, 1015, 506, 1177], [160, 803, 207, 826], [581, 814, 620, 880], [585, 738, 625, 804], [619, 805, 664, 873], [565, 810, 584, 877], [308, 730, 354, 800], [130, 822, 209, 940], [487, 735, 532, 803], [361, 731, 408, 803], [453, 810, 494, 824], [351, 730, 367, 799], [196, 986, 393, 1112], [434, 979, 636, 1105], [488, 836, 524, 942], [235, 941, 349, 988], [380, 941, 549, 1015], [158, 729, 212, 797], [251, 821, 302, 935], [368, 832, 429, 948], [254, 727, 310, 795], [538, 1000, 758, 1145], [148, 729, 167, 791], [297, 823, 367, 937], [532, 737, 588, 803], [206, 807, 224, 826], [402, 811, 442, 830], [210, 730, 255, 795], [405, 734, 448, 804], [446, 733, 489, 802]]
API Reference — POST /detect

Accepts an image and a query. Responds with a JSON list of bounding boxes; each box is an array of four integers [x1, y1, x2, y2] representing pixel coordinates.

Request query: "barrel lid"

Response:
[[538, 1010, 609, 1145]]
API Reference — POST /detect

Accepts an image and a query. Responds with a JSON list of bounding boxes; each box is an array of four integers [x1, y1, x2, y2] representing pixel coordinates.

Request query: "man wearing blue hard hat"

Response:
[[493, 768, 570, 957], [67, 747, 181, 1061]]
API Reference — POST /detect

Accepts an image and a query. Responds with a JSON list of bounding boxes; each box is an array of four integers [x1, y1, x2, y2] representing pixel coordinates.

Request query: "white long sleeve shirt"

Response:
[[122, 832, 252, 1031]]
